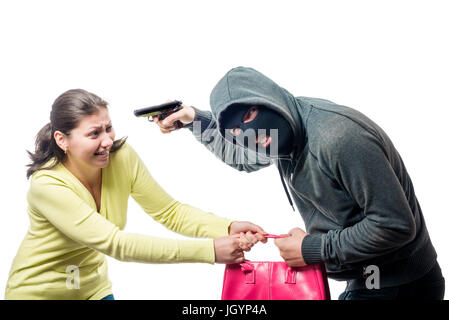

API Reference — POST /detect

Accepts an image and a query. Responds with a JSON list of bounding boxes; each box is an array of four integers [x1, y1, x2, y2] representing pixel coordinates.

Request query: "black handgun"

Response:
[[134, 100, 184, 129]]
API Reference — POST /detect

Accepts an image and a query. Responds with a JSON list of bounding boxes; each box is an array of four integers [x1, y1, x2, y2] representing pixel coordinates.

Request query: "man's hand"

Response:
[[274, 227, 308, 267], [152, 103, 196, 133]]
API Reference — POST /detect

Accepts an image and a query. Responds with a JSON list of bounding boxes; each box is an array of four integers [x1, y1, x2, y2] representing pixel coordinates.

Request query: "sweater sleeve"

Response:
[[29, 145, 232, 265], [29, 175, 215, 264], [127, 143, 233, 240], [302, 129, 417, 266]]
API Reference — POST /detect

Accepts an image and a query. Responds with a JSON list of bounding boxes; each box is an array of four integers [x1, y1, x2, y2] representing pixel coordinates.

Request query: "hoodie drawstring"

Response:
[[277, 159, 295, 212]]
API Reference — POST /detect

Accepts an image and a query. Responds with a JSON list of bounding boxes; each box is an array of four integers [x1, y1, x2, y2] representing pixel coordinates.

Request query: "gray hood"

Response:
[[209, 67, 306, 156]]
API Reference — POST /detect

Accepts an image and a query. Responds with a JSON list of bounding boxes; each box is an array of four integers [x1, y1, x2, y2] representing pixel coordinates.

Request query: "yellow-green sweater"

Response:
[[5, 142, 232, 299]]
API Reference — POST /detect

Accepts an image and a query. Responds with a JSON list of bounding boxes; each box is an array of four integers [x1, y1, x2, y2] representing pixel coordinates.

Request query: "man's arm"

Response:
[[156, 105, 272, 173], [302, 128, 417, 266]]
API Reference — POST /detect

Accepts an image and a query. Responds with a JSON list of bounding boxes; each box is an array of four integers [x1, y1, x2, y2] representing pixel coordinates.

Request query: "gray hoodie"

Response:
[[186, 67, 437, 289]]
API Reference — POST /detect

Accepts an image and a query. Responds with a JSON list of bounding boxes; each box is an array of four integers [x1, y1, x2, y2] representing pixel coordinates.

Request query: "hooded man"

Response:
[[154, 66, 444, 300]]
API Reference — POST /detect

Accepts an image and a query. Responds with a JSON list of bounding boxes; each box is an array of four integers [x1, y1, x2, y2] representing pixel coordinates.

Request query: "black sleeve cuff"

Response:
[[184, 107, 214, 133], [302, 234, 324, 265]]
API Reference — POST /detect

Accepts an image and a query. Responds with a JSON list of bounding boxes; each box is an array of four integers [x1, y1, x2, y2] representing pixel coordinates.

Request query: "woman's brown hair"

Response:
[[26, 89, 127, 179]]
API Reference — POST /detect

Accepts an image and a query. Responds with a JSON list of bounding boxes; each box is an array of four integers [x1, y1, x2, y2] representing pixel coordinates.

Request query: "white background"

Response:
[[0, 0, 448, 300]]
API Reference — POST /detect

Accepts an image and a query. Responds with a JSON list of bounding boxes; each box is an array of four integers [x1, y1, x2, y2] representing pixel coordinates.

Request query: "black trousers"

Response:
[[338, 261, 445, 300]]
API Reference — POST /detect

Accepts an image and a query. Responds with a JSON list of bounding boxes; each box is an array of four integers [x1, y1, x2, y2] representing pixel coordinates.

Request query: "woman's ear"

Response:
[[53, 130, 68, 152]]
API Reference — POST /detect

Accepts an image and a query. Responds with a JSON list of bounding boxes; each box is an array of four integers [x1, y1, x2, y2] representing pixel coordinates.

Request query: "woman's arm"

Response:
[[29, 174, 217, 264], [127, 143, 234, 239]]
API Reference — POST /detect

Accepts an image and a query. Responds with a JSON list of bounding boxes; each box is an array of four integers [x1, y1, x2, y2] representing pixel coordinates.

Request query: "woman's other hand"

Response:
[[213, 236, 245, 264]]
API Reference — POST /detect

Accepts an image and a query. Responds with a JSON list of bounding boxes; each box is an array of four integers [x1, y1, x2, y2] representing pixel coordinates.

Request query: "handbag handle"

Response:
[[285, 267, 296, 284], [234, 233, 296, 284], [239, 261, 297, 284]]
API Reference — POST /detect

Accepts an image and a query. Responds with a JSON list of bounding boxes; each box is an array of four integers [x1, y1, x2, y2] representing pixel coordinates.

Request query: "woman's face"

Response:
[[64, 107, 115, 170]]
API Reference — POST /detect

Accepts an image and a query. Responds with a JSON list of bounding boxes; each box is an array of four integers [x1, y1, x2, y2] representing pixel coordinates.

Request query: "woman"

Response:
[[5, 89, 266, 300]]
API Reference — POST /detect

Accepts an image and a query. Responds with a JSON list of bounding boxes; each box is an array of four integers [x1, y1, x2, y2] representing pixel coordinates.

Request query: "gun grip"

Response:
[[158, 108, 184, 129]]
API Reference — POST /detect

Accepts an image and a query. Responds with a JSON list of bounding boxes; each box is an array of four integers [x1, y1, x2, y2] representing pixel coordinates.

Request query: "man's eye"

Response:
[[243, 106, 258, 123], [90, 131, 99, 136], [231, 126, 242, 136], [106, 126, 112, 132]]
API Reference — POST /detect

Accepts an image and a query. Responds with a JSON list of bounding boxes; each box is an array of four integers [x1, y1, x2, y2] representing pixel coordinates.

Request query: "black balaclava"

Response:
[[220, 104, 295, 158]]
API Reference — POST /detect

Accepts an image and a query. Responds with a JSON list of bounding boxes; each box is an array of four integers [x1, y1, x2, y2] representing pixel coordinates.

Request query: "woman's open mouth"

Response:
[[94, 150, 109, 158]]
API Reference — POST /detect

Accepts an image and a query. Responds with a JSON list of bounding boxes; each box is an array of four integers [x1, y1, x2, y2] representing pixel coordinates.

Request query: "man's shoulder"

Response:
[[305, 100, 384, 154]]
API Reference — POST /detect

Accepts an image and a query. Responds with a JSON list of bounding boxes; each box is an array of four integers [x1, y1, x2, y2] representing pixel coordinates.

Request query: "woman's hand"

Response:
[[229, 221, 268, 251], [213, 220, 269, 263], [152, 103, 196, 134], [213, 236, 245, 264]]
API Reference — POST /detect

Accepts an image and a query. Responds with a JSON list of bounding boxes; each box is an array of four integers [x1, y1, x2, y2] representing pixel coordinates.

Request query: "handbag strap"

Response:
[[240, 262, 255, 284]]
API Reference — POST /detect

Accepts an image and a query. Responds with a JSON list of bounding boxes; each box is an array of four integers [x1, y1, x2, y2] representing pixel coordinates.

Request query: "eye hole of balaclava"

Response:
[[220, 104, 294, 157]]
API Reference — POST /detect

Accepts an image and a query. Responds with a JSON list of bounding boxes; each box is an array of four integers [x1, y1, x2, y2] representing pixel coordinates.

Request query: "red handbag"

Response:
[[221, 261, 330, 300]]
